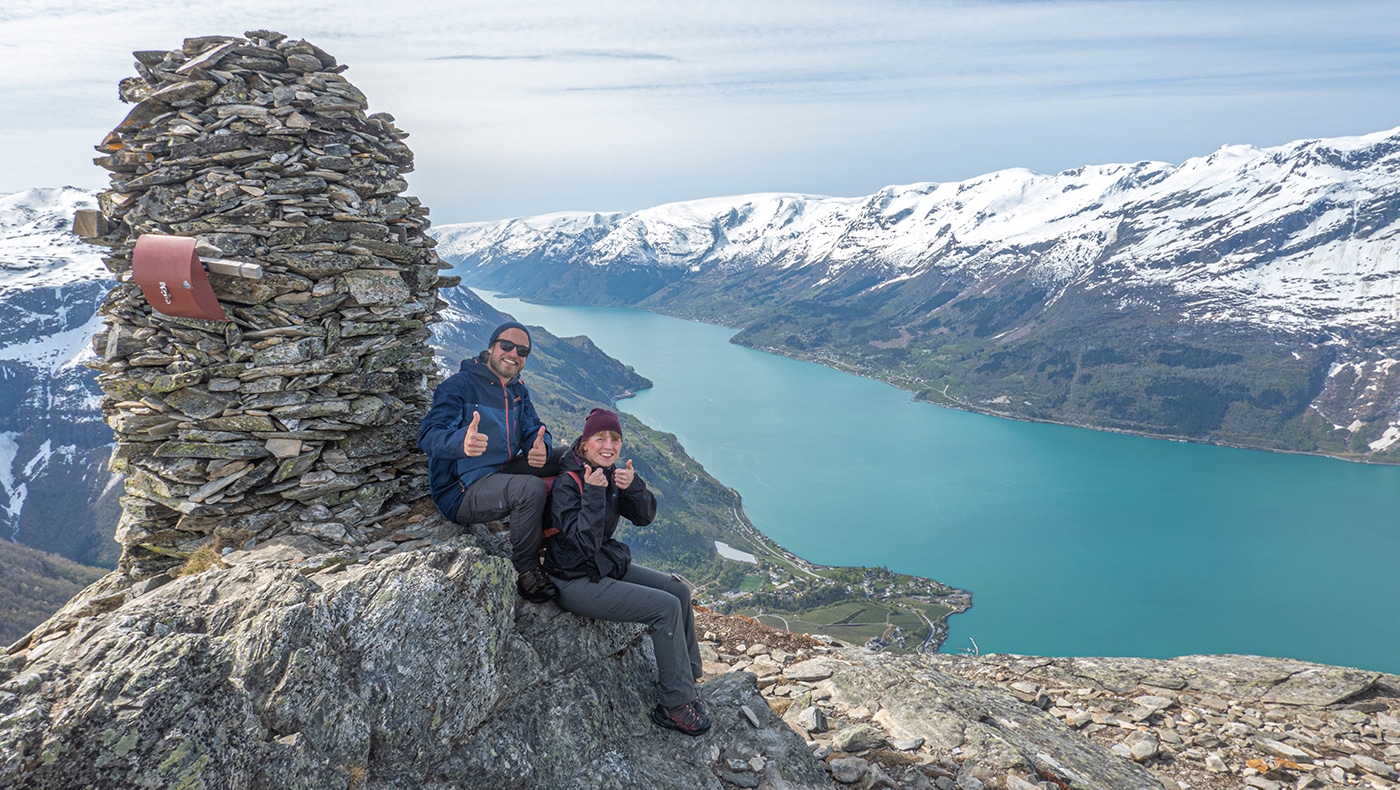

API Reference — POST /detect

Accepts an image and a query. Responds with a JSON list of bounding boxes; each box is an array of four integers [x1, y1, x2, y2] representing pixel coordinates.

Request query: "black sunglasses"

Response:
[[496, 338, 531, 357]]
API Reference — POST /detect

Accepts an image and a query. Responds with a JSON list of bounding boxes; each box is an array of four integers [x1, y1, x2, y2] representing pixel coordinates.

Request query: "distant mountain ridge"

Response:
[[0, 187, 120, 567], [436, 127, 1400, 460], [4, 195, 1398, 790]]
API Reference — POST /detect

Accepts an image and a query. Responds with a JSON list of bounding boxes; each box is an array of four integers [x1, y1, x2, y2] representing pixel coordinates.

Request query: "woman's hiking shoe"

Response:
[[650, 700, 711, 736], [516, 568, 558, 604]]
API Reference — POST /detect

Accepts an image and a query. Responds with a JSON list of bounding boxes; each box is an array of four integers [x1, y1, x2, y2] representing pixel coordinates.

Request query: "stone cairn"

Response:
[[84, 31, 458, 579]]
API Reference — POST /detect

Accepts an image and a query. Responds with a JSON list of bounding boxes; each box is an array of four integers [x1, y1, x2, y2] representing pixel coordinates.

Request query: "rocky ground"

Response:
[[231, 524, 1400, 790], [694, 610, 1400, 790], [9, 517, 1395, 790]]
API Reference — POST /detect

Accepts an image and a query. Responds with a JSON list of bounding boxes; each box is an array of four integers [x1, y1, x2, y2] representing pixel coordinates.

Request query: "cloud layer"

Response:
[[3, 0, 1398, 221]]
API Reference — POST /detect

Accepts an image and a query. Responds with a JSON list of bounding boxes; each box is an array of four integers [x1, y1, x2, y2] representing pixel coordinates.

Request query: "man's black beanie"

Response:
[[488, 321, 531, 348]]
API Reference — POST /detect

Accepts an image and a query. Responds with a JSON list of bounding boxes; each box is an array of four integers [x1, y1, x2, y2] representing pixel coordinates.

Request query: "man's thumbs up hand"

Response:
[[528, 426, 548, 468], [463, 411, 489, 457]]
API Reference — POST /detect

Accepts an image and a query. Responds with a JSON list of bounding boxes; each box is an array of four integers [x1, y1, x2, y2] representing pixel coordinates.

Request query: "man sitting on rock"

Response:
[[418, 321, 558, 603]]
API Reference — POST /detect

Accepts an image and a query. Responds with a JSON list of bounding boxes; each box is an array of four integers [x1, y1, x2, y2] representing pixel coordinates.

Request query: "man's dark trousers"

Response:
[[453, 452, 561, 573]]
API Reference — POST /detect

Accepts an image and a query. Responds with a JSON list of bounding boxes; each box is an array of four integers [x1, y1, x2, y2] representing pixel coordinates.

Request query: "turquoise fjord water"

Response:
[[478, 292, 1400, 674]]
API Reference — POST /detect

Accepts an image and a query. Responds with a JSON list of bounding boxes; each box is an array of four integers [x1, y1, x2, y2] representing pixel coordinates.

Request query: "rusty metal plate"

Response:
[[131, 234, 227, 321]]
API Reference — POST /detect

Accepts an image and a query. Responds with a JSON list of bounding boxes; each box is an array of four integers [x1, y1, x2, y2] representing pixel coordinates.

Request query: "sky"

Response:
[[2, 0, 1399, 223]]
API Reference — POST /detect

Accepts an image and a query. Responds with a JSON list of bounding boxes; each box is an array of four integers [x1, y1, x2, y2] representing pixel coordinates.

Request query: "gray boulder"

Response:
[[0, 538, 830, 789], [809, 651, 1166, 790]]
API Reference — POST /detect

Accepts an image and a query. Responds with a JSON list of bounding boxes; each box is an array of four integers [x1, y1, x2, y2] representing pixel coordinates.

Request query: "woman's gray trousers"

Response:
[[552, 564, 703, 707]]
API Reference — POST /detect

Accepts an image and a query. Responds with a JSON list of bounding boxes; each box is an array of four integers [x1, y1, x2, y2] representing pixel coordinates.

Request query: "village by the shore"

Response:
[[700, 522, 971, 656]]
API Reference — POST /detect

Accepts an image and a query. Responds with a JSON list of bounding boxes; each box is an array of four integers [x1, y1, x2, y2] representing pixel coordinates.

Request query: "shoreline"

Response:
[[740, 341, 1400, 468], [572, 291, 1398, 466], [693, 476, 974, 654]]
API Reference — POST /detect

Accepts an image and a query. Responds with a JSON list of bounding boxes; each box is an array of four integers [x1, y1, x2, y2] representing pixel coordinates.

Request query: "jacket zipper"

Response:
[[501, 380, 514, 456]]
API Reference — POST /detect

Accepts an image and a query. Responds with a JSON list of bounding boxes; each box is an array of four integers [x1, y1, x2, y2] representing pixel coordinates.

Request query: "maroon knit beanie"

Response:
[[582, 408, 622, 439]]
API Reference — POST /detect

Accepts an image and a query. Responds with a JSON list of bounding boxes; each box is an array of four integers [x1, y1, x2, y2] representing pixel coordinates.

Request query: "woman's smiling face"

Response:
[[580, 431, 622, 468]]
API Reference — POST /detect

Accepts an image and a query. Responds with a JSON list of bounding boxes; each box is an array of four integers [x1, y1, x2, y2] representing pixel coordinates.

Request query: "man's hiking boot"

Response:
[[516, 568, 558, 604], [650, 700, 711, 736]]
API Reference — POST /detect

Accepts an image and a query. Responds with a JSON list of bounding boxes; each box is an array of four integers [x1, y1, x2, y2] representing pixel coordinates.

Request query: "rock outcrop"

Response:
[[0, 530, 829, 789], [83, 31, 453, 579], [7, 529, 1398, 790], [917, 653, 1400, 790], [693, 613, 1400, 790]]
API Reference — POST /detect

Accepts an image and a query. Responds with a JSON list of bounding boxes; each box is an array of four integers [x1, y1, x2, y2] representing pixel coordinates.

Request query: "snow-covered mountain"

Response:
[[439, 128, 1400, 333], [436, 128, 1400, 459], [0, 188, 121, 567]]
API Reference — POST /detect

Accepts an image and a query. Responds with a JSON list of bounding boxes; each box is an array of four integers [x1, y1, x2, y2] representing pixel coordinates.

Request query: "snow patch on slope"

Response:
[[0, 431, 25, 538], [0, 309, 103, 376], [436, 127, 1400, 333], [0, 187, 106, 298]]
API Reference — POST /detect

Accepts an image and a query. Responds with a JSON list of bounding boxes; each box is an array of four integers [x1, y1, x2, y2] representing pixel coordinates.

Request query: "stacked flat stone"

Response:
[[85, 31, 458, 578]]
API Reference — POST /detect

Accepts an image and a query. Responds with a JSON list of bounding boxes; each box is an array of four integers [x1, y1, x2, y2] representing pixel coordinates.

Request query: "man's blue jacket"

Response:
[[418, 355, 552, 520]]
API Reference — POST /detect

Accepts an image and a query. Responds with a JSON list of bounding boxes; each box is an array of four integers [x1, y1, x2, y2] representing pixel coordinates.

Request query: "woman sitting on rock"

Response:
[[545, 408, 709, 736]]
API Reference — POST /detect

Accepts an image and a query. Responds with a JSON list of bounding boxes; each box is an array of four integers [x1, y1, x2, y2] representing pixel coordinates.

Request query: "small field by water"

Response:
[[742, 597, 957, 652]]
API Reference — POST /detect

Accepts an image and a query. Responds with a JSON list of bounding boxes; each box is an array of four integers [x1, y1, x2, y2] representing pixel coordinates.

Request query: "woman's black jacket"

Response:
[[544, 448, 657, 582]]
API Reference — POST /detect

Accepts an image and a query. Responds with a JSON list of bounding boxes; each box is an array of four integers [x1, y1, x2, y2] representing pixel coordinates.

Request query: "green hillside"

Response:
[[0, 539, 107, 647]]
